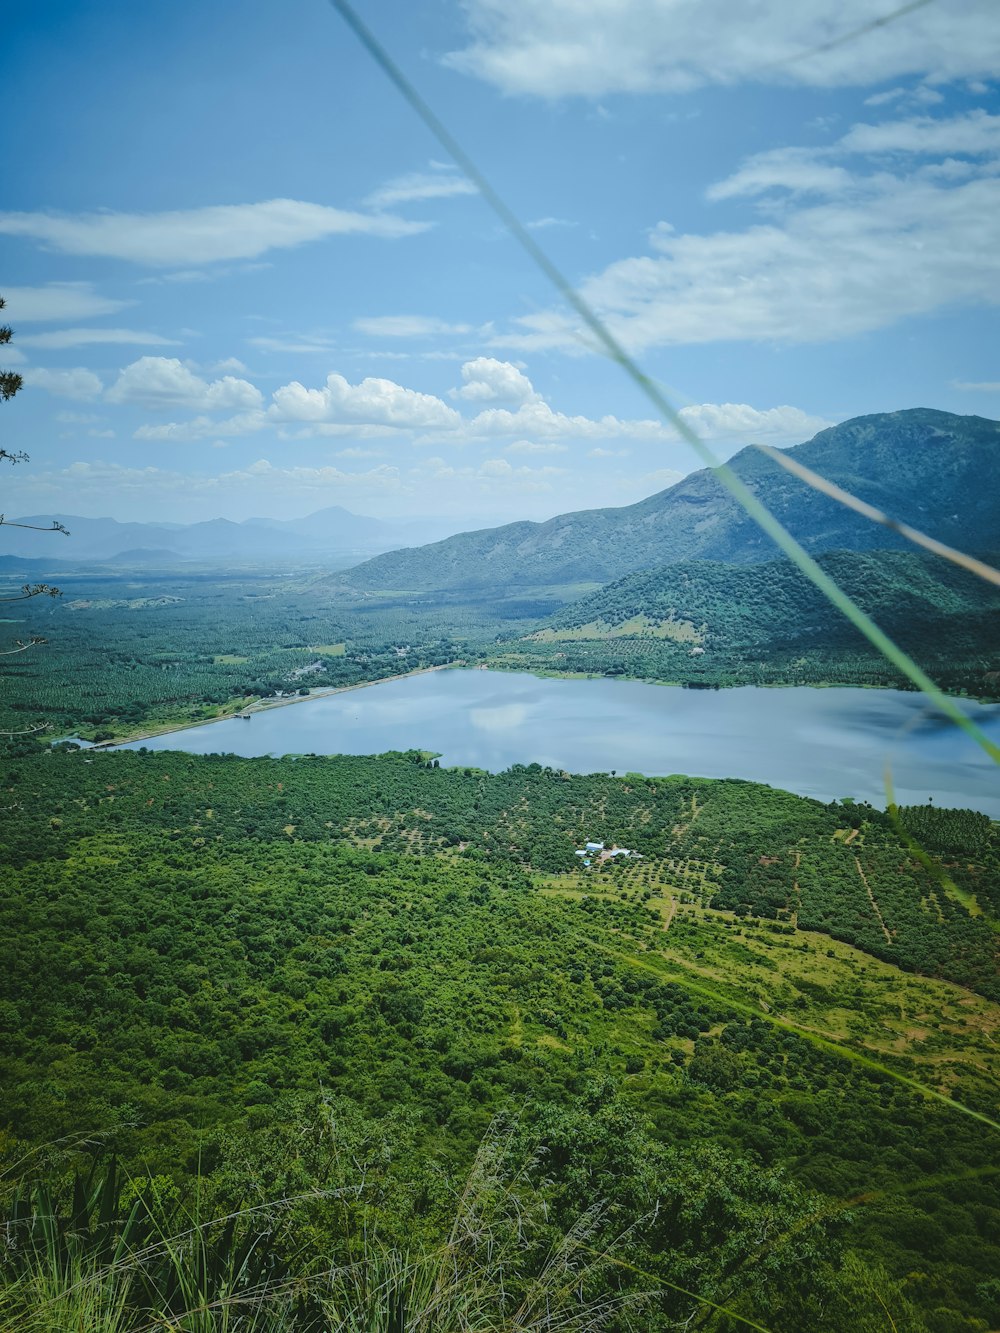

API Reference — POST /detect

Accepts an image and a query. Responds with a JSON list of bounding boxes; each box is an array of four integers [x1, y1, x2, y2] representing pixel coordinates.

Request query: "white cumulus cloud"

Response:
[[453, 357, 540, 404], [269, 373, 461, 431], [110, 352, 824, 457], [107, 357, 263, 411], [0, 199, 428, 267], [467, 397, 670, 440], [677, 403, 831, 439]]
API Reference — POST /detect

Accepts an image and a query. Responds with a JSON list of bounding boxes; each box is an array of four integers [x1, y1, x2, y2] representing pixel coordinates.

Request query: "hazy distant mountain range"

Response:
[[0, 506, 455, 566], [4, 409, 996, 587], [334, 409, 1000, 595]]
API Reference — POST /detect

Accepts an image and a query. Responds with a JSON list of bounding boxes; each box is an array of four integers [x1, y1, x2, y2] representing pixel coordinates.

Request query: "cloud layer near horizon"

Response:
[[39, 354, 825, 449]]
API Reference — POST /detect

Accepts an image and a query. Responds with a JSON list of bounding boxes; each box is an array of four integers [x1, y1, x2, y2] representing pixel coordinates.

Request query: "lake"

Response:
[[116, 668, 1000, 816]]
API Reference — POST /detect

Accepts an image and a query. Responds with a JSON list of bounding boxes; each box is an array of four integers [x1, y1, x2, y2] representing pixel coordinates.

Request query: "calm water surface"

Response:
[[119, 669, 1000, 815]]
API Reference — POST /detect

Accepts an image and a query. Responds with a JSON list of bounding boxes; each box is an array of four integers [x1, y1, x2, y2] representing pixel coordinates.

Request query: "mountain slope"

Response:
[[542, 548, 1000, 650], [335, 409, 1000, 594], [490, 548, 1000, 695]]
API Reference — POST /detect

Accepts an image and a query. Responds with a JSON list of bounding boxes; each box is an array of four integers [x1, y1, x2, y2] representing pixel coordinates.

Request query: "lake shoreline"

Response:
[[82, 662, 462, 750], [108, 669, 1000, 818], [66, 658, 996, 751]]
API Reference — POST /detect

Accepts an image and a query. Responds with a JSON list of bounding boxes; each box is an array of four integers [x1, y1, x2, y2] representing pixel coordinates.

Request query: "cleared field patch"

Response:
[[69, 596, 185, 611], [309, 642, 346, 655], [529, 613, 704, 645], [569, 867, 1000, 1101]]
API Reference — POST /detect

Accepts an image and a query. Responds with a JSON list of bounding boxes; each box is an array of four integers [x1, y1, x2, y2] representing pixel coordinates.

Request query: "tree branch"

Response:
[[0, 636, 48, 656], [0, 584, 62, 604], [0, 516, 70, 534]]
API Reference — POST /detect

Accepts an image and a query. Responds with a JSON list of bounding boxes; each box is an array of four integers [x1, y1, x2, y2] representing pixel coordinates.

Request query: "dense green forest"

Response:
[[2, 749, 998, 1330]]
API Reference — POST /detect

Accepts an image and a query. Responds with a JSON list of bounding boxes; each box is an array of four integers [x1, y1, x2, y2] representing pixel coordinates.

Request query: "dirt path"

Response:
[[790, 849, 801, 928], [672, 793, 703, 840], [855, 855, 893, 945]]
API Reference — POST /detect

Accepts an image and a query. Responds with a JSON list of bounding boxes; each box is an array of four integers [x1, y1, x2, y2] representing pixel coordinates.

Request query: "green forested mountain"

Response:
[[335, 409, 1000, 594], [544, 549, 1000, 644], [2, 749, 999, 1330], [487, 548, 1000, 695]]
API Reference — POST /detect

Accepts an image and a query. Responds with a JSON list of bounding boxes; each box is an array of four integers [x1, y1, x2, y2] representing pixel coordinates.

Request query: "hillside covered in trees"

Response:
[[2, 749, 998, 1330], [491, 548, 1000, 695]]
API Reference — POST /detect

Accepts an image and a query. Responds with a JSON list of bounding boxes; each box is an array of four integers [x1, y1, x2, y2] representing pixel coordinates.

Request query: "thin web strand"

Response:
[[757, 445, 1000, 588], [576, 932, 1000, 1133], [328, 0, 1000, 768]]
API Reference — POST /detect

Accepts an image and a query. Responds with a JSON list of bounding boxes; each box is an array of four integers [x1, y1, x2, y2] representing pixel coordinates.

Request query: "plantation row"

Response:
[[8, 748, 998, 998]]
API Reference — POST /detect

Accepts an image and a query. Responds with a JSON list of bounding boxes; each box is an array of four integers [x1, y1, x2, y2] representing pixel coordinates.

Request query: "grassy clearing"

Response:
[[537, 856, 1000, 1103], [530, 613, 704, 644]]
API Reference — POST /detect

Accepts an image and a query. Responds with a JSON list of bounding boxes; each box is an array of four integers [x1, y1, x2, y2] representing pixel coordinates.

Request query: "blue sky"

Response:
[[2, 0, 999, 528]]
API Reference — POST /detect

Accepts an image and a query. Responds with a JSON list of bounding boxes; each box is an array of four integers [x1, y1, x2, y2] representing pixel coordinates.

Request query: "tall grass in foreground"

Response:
[[0, 1155, 296, 1332], [1, 1109, 931, 1332], [0, 1127, 651, 1333]]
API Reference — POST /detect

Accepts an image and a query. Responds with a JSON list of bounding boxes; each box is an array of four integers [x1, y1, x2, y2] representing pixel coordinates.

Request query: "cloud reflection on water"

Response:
[[117, 669, 1000, 816]]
